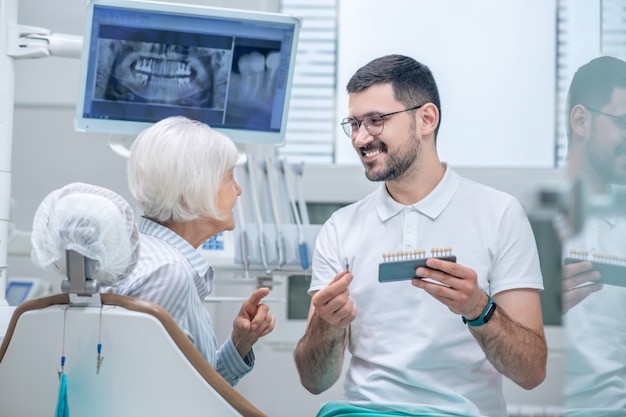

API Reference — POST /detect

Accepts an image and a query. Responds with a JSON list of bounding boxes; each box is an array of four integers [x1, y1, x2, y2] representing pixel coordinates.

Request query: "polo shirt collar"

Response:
[[376, 164, 460, 222]]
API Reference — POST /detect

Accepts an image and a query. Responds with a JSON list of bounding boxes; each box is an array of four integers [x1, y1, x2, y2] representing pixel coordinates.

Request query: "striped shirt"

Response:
[[108, 217, 253, 386]]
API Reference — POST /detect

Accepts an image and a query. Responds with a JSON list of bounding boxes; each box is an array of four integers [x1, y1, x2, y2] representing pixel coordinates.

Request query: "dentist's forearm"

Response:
[[294, 311, 348, 394], [470, 307, 547, 390]]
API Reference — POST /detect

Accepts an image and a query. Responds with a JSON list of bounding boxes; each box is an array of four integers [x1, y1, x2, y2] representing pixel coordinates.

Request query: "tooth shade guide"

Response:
[[378, 247, 456, 283], [568, 249, 589, 260], [381, 247, 451, 263], [564, 249, 626, 287]]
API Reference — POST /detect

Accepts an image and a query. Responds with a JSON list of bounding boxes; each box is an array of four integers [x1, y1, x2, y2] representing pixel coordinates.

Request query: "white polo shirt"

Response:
[[309, 166, 543, 417]]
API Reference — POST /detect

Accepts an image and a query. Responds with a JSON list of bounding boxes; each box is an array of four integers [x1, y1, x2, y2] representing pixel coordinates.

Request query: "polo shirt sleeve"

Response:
[[490, 197, 544, 295], [309, 212, 344, 294], [215, 336, 254, 386]]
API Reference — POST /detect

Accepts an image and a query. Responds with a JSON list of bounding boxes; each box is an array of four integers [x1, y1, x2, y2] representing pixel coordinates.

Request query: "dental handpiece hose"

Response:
[[286, 167, 308, 270], [246, 156, 272, 275], [236, 203, 250, 278]]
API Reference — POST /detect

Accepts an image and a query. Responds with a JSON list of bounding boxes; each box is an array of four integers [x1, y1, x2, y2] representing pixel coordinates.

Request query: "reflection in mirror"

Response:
[[560, 55, 626, 415]]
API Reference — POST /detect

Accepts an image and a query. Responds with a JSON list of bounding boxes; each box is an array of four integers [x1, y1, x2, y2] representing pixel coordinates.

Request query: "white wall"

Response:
[[335, 0, 557, 168]]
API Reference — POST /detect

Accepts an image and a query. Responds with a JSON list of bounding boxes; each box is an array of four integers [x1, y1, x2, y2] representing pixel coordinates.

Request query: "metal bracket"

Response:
[[61, 250, 101, 297], [6, 23, 82, 59]]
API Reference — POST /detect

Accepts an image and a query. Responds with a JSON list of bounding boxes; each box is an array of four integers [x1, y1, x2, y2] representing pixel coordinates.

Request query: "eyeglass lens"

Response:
[[341, 115, 385, 138], [340, 105, 423, 138]]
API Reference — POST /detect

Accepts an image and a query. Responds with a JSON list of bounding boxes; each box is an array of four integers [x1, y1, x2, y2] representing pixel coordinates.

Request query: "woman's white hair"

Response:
[[128, 116, 239, 223]]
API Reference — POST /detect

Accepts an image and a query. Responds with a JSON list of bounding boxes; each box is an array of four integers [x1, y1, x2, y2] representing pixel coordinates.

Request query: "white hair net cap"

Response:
[[31, 182, 139, 287]]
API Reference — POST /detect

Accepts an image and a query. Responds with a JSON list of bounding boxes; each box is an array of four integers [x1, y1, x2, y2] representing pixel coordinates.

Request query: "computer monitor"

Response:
[[75, 0, 301, 144]]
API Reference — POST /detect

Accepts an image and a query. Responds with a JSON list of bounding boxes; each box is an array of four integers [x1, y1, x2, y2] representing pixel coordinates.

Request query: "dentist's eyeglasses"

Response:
[[340, 104, 424, 138], [587, 108, 626, 135]]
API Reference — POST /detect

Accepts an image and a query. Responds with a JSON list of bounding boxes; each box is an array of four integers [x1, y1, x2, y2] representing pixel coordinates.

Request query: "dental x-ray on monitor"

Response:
[[75, 0, 301, 144]]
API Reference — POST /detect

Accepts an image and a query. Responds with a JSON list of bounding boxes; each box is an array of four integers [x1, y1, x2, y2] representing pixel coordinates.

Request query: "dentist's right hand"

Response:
[[311, 270, 357, 329]]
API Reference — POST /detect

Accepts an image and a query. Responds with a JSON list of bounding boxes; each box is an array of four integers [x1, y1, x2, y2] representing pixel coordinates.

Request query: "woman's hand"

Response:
[[231, 287, 275, 358]]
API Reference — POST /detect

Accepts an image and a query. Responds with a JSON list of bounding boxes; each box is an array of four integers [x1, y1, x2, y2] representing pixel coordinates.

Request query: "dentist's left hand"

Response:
[[231, 287, 275, 358]]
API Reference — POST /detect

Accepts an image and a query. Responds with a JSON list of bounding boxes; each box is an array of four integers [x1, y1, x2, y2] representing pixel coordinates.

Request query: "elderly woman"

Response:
[[109, 116, 274, 386]]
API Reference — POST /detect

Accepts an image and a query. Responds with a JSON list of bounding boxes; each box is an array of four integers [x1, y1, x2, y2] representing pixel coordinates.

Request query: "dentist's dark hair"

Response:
[[347, 54, 442, 139]]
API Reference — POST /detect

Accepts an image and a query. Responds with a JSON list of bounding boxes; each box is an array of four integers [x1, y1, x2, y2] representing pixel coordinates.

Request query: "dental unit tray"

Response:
[[379, 248, 456, 283], [564, 250, 626, 287]]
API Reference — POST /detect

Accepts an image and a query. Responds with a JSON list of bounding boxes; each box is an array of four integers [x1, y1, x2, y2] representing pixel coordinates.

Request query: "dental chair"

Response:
[[0, 183, 266, 417]]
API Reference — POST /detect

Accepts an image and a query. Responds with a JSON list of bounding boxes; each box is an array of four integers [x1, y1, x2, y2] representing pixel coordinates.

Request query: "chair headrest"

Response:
[[31, 182, 139, 287]]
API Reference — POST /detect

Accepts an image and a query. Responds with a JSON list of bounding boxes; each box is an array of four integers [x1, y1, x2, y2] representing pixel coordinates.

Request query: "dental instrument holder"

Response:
[[235, 153, 319, 273], [233, 161, 252, 278], [244, 155, 273, 275], [291, 162, 310, 225], [62, 250, 102, 306], [259, 158, 286, 269], [234, 222, 320, 272], [277, 159, 309, 270]]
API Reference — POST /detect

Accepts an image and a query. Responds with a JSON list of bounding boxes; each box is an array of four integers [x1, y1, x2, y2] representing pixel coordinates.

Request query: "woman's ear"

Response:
[[570, 104, 590, 138], [419, 102, 439, 137]]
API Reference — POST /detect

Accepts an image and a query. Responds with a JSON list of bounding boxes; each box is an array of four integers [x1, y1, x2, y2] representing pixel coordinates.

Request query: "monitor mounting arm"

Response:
[[6, 23, 82, 60], [5, 23, 133, 160]]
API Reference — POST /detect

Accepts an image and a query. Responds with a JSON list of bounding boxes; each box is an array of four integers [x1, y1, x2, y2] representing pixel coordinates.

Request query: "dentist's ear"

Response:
[[570, 104, 591, 138], [419, 103, 439, 137]]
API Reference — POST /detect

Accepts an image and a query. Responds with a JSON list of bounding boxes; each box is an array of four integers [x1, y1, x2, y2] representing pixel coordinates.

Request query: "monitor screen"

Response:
[[75, 0, 301, 144]]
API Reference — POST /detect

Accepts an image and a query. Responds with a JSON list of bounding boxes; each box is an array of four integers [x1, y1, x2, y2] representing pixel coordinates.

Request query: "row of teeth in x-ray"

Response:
[[134, 59, 193, 89], [130, 51, 280, 97]]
